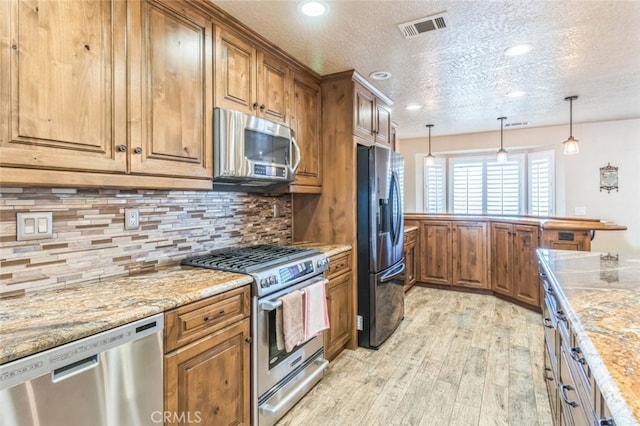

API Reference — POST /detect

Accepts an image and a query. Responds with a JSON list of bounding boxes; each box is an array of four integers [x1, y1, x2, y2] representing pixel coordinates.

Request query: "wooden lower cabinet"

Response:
[[418, 221, 452, 285], [452, 221, 488, 289], [164, 287, 251, 426], [540, 229, 591, 251], [491, 222, 540, 308], [324, 251, 353, 362], [402, 228, 417, 291]]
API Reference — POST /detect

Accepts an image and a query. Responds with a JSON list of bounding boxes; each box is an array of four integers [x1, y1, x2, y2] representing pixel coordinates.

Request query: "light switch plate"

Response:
[[17, 212, 53, 241], [574, 206, 586, 216]]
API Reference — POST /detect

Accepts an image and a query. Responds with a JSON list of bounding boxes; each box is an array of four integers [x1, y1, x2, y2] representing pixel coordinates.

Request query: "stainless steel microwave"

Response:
[[213, 107, 300, 192]]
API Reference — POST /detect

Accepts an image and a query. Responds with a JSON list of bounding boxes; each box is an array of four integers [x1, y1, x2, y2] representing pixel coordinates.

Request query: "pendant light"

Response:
[[562, 95, 579, 155], [425, 124, 435, 165], [496, 117, 508, 164]]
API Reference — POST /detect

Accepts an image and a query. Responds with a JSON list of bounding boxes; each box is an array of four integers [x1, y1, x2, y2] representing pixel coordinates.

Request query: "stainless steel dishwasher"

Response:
[[0, 313, 164, 426]]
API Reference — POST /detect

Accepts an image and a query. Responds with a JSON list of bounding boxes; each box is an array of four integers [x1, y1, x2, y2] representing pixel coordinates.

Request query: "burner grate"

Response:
[[181, 244, 319, 273]]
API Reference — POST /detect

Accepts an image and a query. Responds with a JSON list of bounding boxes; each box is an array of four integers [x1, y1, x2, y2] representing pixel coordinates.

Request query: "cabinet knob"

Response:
[[218, 309, 225, 316], [133, 147, 142, 154], [117, 145, 127, 152], [260, 104, 266, 111], [253, 102, 259, 109], [245, 337, 253, 344]]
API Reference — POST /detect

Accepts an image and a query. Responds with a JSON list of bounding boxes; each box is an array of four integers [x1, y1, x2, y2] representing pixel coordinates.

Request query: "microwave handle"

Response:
[[291, 135, 301, 173]]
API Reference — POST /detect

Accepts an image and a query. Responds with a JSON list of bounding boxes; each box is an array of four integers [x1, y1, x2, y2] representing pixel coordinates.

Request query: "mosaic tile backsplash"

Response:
[[0, 187, 292, 296]]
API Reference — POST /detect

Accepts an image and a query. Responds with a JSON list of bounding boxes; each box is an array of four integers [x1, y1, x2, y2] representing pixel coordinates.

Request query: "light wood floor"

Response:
[[277, 285, 553, 426]]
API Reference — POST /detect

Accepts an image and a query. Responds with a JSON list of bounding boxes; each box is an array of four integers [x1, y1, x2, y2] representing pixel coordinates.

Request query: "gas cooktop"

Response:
[[181, 244, 321, 274]]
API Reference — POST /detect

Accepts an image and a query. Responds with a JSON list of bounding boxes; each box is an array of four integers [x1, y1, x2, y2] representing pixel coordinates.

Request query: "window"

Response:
[[528, 150, 555, 216], [424, 157, 446, 213], [423, 151, 553, 215]]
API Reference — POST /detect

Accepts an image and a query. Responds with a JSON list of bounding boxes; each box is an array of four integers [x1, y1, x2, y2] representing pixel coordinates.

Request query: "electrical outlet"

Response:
[[17, 212, 53, 240], [574, 206, 586, 216], [124, 208, 140, 230]]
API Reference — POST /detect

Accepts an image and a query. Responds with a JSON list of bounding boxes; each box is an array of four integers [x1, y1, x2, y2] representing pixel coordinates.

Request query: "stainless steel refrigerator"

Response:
[[357, 144, 405, 349]]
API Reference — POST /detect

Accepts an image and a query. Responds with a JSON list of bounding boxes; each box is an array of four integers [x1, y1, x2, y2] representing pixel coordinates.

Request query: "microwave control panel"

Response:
[[254, 164, 286, 178]]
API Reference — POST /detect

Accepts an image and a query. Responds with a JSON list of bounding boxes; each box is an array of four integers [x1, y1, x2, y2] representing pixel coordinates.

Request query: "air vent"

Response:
[[505, 121, 529, 128], [397, 12, 449, 39]]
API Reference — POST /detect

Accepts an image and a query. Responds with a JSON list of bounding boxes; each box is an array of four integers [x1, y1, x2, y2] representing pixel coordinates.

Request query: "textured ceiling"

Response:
[[212, 0, 640, 139]]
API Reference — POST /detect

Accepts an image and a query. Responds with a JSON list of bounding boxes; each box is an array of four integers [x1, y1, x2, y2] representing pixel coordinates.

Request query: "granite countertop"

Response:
[[0, 243, 351, 366], [537, 249, 640, 424]]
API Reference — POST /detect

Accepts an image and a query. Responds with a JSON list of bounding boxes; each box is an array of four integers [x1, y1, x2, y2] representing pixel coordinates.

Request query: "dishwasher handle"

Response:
[[51, 354, 99, 383]]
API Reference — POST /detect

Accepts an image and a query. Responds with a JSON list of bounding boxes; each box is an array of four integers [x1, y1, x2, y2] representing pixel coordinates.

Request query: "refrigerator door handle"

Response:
[[391, 171, 402, 246], [380, 262, 406, 283]]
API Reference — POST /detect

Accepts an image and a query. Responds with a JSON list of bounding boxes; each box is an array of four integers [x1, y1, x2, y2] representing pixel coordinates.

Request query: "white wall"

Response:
[[397, 118, 640, 252]]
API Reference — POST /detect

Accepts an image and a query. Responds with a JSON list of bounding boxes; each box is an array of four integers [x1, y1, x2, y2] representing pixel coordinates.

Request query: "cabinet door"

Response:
[[403, 242, 416, 291], [0, 0, 127, 173], [353, 83, 375, 142], [215, 27, 256, 115], [325, 271, 352, 361], [290, 73, 322, 188], [165, 319, 250, 426], [513, 225, 540, 307], [129, 0, 212, 178], [419, 221, 452, 285], [257, 51, 289, 124], [452, 221, 488, 289], [375, 100, 392, 147], [491, 223, 513, 296]]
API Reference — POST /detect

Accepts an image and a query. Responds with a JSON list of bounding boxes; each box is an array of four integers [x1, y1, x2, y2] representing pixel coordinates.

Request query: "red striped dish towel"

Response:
[[303, 279, 330, 341]]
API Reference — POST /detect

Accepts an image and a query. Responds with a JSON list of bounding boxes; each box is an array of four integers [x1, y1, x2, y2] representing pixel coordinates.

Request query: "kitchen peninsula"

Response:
[[537, 249, 640, 425]]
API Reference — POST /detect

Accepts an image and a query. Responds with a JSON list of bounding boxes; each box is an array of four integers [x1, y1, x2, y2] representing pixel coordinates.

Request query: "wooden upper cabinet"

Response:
[[0, 0, 127, 172], [215, 27, 289, 124], [354, 83, 376, 141], [290, 72, 322, 189], [257, 51, 289, 123], [353, 82, 392, 148], [129, 0, 212, 179], [375, 100, 392, 147], [452, 221, 488, 289], [215, 28, 256, 115]]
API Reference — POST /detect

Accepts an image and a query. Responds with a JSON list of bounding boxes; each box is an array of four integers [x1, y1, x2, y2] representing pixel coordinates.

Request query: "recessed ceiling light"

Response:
[[507, 90, 526, 98], [406, 104, 422, 111], [298, 1, 329, 17], [369, 71, 391, 81], [504, 44, 532, 57]]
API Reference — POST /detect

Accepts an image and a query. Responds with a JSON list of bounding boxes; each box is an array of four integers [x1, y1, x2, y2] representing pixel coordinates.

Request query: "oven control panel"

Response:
[[252, 254, 329, 296]]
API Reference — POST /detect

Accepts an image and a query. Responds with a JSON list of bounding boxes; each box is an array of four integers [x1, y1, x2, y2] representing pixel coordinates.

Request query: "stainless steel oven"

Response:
[[182, 245, 330, 426], [254, 275, 328, 425]]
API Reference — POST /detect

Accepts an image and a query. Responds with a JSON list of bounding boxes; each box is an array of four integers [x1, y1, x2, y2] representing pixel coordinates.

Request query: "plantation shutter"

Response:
[[529, 151, 554, 216], [424, 158, 446, 213], [486, 160, 521, 215], [451, 161, 483, 214]]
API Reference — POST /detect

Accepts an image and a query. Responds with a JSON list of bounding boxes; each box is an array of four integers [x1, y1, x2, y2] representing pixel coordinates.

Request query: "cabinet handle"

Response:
[[597, 419, 614, 426], [133, 147, 142, 154], [543, 367, 554, 381], [117, 145, 127, 152], [555, 310, 566, 322], [218, 309, 225, 317], [569, 346, 585, 364], [245, 337, 253, 344], [560, 384, 578, 407], [203, 316, 210, 321], [542, 317, 554, 329], [260, 104, 266, 111], [253, 102, 259, 109]]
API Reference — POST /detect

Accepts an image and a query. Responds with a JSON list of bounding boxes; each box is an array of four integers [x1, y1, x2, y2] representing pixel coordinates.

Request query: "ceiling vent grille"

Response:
[[397, 12, 449, 39], [505, 121, 529, 128]]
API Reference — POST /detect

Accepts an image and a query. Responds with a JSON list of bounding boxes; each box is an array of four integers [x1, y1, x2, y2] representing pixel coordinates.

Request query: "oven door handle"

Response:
[[260, 300, 283, 312]]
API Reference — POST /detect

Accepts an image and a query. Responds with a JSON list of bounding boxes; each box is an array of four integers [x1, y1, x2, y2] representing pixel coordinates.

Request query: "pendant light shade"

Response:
[[425, 124, 435, 165], [496, 117, 508, 164], [563, 96, 579, 155]]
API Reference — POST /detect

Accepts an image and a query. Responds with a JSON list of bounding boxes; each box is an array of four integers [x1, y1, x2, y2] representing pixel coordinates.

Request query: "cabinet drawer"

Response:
[[327, 251, 352, 279], [404, 229, 417, 245], [165, 286, 251, 352]]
